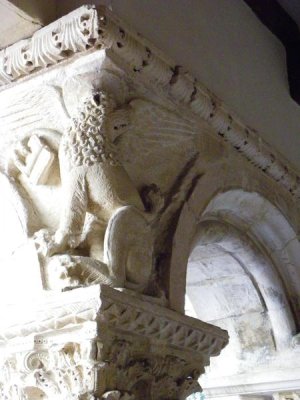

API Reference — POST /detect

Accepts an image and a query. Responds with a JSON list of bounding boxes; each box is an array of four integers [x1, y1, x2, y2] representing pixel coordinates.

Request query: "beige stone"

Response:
[[0, 4, 299, 400]]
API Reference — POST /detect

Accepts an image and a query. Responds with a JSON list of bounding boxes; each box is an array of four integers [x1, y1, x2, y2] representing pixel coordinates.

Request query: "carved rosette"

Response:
[[0, 285, 228, 400]]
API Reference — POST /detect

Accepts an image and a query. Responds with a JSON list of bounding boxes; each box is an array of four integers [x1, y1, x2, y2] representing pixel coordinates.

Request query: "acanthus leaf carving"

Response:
[[1, 5, 100, 82], [0, 285, 228, 400], [95, 338, 202, 400]]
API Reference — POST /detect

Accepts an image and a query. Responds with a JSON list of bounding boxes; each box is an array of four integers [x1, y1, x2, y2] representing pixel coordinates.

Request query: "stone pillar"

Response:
[[0, 5, 231, 400]]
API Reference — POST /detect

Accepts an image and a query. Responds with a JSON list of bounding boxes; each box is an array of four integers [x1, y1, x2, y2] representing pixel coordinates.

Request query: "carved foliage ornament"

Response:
[[0, 5, 99, 83], [0, 285, 228, 400], [0, 344, 96, 400], [96, 339, 201, 400]]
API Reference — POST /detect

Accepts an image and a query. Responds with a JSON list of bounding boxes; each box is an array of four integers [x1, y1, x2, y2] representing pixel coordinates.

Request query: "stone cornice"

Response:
[[0, 5, 100, 84], [99, 286, 228, 360], [0, 285, 101, 345], [0, 285, 228, 360], [0, 5, 299, 198]]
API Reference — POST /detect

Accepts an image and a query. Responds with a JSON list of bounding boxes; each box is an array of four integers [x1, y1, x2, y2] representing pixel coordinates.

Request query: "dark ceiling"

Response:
[[244, 0, 300, 104], [278, 0, 300, 28]]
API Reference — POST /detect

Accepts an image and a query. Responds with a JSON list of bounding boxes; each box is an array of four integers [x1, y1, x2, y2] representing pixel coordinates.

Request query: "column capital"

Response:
[[0, 285, 228, 399]]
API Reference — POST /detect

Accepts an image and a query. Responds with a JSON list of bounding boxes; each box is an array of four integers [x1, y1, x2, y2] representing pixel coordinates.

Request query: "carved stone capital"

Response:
[[0, 4, 299, 199], [0, 285, 228, 399]]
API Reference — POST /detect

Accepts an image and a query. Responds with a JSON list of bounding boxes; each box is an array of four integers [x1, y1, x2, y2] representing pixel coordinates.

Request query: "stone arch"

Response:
[[169, 174, 300, 380], [169, 161, 300, 328], [201, 190, 300, 328], [187, 219, 295, 352]]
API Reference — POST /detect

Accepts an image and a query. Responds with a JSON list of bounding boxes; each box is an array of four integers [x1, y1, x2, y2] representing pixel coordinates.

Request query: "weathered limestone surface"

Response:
[[0, 4, 299, 400], [0, 5, 230, 399]]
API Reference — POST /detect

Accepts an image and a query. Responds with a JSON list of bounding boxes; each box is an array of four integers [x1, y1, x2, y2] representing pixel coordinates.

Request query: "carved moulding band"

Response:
[[98, 286, 228, 361], [0, 5, 298, 198], [0, 285, 228, 399], [0, 285, 228, 358]]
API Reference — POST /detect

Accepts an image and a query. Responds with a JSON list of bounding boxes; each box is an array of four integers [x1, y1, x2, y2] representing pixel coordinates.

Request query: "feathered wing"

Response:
[[0, 84, 69, 167], [0, 85, 69, 137], [117, 99, 201, 194]]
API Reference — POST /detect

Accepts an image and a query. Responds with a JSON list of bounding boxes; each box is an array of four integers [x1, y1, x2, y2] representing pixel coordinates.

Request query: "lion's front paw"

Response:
[[45, 254, 80, 290]]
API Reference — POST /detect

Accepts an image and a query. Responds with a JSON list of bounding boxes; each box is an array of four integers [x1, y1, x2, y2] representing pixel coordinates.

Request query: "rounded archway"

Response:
[[186, 219, 294, 376], [170, 186, 300, 396]]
